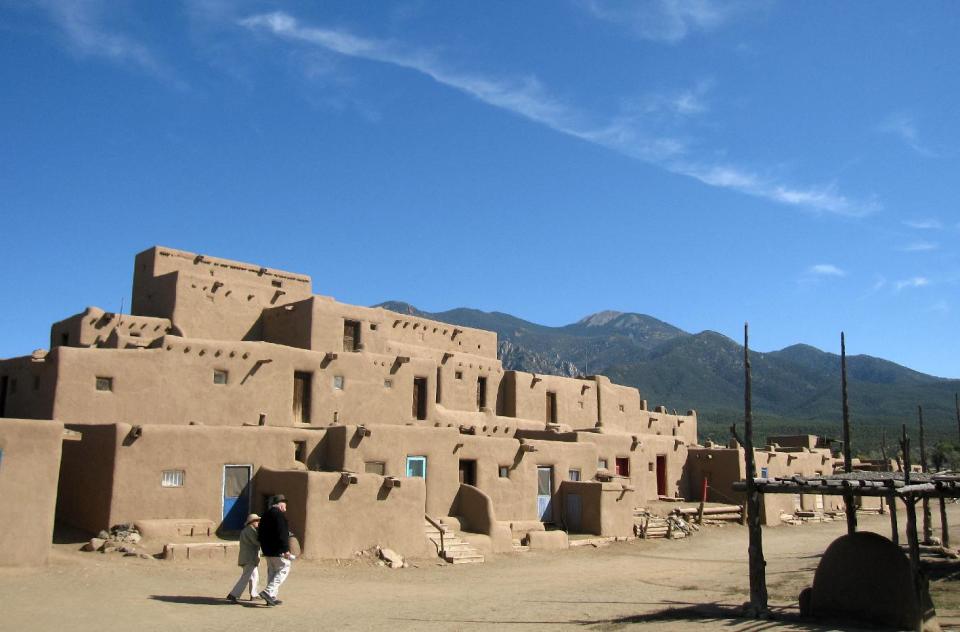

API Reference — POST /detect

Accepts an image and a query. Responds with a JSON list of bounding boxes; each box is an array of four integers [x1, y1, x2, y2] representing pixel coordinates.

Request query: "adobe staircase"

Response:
[[424, 518, 484, 564]]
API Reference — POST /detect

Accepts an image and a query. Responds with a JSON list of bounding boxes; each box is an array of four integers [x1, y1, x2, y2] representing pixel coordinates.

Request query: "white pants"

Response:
[[263, 556, 291, 598], [228, 562, 260, 599]]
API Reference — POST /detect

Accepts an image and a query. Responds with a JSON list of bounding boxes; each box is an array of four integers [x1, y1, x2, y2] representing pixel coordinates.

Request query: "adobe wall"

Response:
[[0, 352, 57, 420], [50, 307, 172, 350], [0, 419, 64, 566], [574, 431, 690, 503], [58, 423, 322, 532], [558, 480, 636, 537], [506, 371, 601, 428], [256, 468, 433, 559]]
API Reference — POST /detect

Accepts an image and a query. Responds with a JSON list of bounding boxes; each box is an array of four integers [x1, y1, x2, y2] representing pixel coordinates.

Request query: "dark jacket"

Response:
[[258, 506, 290, 557]]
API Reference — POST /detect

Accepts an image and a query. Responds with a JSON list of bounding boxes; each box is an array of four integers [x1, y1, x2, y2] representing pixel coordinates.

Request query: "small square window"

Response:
[[161, 470, 184, 487], [760, 467, 769, 478], [498, 466, 510, 478], [333, 375, 345, 390], [648, 462, 655, 472], [569, 469, 581, 481], [618, 404, 625, 412], [598, 458, 608, 470], [384, 379, 393, 388], [95, 377, 113, 392], [370, 323, 378, 330], [455, 371, 463, 380], [365, 461, 386, 475], [213, 370, 228, 385], [271, 279, 282, 288]]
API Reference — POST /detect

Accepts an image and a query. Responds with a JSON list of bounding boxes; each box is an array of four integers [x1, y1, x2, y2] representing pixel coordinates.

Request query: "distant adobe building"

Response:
[[0, 246, 837, 564]]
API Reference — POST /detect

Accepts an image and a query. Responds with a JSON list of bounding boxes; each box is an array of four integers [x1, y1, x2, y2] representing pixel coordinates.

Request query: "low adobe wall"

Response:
[[0, 419, 64, 566], [559, 480, 635, 537], [256, 468, 432, 559]]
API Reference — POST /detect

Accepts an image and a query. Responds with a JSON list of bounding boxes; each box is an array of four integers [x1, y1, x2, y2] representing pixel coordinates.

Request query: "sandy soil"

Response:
[[3, 509, 960, 632]]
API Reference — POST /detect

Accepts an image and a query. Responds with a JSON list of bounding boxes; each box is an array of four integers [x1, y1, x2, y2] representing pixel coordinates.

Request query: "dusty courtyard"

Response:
[[4, 509, 960, 632]]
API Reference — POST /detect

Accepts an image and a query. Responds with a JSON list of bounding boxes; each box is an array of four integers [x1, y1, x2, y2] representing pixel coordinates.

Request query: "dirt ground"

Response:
[[4, 508, 960, 632]]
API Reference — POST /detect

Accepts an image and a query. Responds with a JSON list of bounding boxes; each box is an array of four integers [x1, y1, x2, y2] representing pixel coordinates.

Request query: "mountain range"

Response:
[[378, 301, 960, 453]]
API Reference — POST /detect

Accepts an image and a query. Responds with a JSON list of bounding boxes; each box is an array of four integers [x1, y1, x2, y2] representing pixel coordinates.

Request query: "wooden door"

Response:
[[656, 455, 667, 497], [343, 320, 360, 352], [565, 493, 582, 532], [293, 371, 312, 424]]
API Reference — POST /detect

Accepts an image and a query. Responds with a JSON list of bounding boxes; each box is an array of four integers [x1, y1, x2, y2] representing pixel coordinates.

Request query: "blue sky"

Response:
[[1, 1, 958, 378]]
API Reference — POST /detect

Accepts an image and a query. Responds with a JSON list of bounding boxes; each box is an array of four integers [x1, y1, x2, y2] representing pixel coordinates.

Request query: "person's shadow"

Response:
[[149, 596, 264, 607]]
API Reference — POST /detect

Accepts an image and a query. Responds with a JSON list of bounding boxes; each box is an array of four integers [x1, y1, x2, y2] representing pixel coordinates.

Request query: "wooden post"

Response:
[[740, 323, 768, 615], [901, 425, 921, 568], [840, 332, 857, 534], [889, 493, 899, 546], [956, 392, 959, 445], [919, 405, 934, 544], [940, 496, 950, 549], [697, 476, 708, 525]]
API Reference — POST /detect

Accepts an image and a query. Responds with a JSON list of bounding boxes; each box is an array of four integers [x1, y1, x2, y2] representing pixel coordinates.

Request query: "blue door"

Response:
[[537, 466, 553, 521], [406, 456, 427, 478], [222, 465, 252, 531]]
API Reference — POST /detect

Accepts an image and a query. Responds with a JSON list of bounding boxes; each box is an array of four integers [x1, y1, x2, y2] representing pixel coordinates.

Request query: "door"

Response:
[[656, 455, 667, 497], [476, 377, 487, 410], [537, 466, 553, 521], [615, 457, 629, 477], [293, 371, 312, 424], [222, 465, 252, 531], [546, 392, 558, 423], [406, 455, 427, 478], [413, 377, 427, 420], [459, 459, 476, 486], [343, 320, 360, 352], [565, 493, 582, 532]]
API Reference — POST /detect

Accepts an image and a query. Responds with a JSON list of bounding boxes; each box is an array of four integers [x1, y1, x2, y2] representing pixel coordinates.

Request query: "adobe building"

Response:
[[0, 246, 828, 562]]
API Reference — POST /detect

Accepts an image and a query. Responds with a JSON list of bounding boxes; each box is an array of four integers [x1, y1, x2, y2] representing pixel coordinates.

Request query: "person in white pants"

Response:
[[226, 514, 262, 603], [258, 495, 294, 606]]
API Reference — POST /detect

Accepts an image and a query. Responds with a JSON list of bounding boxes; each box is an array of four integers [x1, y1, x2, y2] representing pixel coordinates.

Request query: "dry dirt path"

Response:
[[3, 509, 959, 631]]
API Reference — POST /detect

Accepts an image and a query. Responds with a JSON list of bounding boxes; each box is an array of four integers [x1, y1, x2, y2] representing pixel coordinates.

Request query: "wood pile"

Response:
[[672, 504, 744, 524], [634, 511, 696, 539]]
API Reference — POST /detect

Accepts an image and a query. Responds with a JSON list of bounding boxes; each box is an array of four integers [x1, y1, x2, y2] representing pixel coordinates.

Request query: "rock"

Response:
[[82, 538, 106, 552], [138, 553, 153, 560], [124, 533, 142, 544], [378, 547, 404, 568], [98, 530, 111, 540], [118, 545, 136, 554]]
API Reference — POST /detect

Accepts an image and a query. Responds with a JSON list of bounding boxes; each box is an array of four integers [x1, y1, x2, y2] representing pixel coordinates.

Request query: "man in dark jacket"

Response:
[[258, 494, 293, 606]]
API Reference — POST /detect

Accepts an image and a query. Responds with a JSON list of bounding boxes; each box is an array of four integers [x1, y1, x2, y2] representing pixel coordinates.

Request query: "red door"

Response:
[[656, 455, 667, 497]]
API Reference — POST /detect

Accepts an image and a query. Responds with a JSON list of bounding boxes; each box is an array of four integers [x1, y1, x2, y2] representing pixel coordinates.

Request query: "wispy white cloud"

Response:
[[808, 264, 845, 277], [899, 241, 939, 252], [928, 300, 950, 314], [240, 11, 877, 217], [903, 218, 942, 230], [578, 0, 744, 43], [878, 113, 935, 156], [34, 0, 184, 89], [895, 276, 931, 291]]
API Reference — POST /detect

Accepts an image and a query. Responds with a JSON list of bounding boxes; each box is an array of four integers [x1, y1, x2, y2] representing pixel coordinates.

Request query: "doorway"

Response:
[[459, 459, 477, 486], [412, 377, 427, 420], [222, 464, 252, 531], [546, 392, 557, 423], [293, 371, 312, 424], [655, 454, 667, 497], [343, 320, 361, 352], [537, 466, 553, 521]]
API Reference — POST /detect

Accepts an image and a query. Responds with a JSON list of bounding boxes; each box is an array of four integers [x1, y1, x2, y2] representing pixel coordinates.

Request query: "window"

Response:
[[365, 461, 386, 475], [618, 404, 625, 412], [293, 371, 312, 424], [406, 456, 427, 478], [95, 377, 113, 392], [294, 441, 307, 464], [412, 377, 427, 420], [569, 469, 581, 481], [455, 371, 463, 380], [649, 462, 655, 472], [546, 391, 558, 423], [370, 323, 378, 331], [161, 470, 185, 487], [598, 458, 608, 470], [760, 467, 769, 478], [499, 466, 510, 478], [333, 375, 345, 390], [213, 370, 228, 385], [384, 379, 392, 388]]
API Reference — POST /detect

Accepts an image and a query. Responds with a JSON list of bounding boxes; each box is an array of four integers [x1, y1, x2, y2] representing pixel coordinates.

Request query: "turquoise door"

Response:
[[537, 466, 553, 521], [222, 465, 252, 531]]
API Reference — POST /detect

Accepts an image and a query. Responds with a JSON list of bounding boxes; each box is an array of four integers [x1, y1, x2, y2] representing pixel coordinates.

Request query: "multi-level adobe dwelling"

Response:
[[0, 246, 831, 564]]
